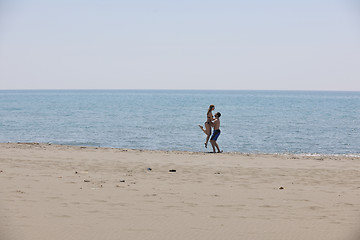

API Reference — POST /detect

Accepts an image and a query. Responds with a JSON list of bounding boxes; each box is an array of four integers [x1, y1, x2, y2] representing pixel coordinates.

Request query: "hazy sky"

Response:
[[1, 0, 359, 90]]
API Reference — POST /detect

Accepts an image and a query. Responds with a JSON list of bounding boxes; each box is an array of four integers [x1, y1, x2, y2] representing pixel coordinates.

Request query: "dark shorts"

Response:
[[210, 129, 221, 141]]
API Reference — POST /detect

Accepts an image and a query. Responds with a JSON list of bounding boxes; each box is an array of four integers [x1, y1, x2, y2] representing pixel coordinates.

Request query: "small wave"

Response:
[[50, 141, 102, 147], [288, 153, 360, 158]]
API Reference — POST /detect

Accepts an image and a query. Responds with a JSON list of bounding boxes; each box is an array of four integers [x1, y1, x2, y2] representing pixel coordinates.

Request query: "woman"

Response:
[[199, 104, 215, 148]]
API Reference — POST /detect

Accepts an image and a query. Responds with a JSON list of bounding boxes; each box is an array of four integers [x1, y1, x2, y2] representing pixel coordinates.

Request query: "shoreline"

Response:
[[3, 142, 360, 158], [1, 142, 360, 240]]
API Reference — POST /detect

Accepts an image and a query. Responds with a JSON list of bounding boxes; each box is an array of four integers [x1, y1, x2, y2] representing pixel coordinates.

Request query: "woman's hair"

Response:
[[207, 105, 215, 115]]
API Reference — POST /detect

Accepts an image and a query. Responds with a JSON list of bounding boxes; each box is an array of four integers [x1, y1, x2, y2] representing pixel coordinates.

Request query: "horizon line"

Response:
[[1, 89, 360, 92]]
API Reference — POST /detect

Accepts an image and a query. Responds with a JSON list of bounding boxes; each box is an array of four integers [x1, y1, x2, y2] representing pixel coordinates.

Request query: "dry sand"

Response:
[[1, 143, 360, 240]]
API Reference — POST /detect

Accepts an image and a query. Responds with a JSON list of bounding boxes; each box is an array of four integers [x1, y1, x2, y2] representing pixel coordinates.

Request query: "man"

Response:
[[210, 112, 222, 153]]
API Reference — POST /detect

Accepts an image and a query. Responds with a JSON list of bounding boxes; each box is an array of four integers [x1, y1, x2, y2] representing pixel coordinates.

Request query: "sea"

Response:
[[1, 90, 359, 155]]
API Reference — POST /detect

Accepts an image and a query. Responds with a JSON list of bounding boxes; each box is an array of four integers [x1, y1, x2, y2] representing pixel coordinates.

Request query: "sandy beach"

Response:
[[1, 143, 360, 240]]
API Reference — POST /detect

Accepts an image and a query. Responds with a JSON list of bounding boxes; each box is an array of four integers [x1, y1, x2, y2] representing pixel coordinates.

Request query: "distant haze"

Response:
[[1, 0, 359, 91]]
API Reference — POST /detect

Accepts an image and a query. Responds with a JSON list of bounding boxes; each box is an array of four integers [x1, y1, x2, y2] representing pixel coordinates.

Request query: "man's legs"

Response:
[[214, 141, 221, 153], [210, 140, 216, 153], [210, 140, 221, 153]]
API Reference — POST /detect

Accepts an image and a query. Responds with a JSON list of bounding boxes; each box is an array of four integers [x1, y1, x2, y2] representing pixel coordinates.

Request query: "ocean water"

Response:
[[0, 90, 359, 155]]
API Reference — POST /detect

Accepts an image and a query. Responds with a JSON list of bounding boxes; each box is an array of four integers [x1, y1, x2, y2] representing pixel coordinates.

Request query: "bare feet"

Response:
[[210, 150, 223, 153]]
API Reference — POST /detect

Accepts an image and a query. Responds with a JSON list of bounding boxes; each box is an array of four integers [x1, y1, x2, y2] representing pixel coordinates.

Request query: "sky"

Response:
[[0, 0, 359, 91]]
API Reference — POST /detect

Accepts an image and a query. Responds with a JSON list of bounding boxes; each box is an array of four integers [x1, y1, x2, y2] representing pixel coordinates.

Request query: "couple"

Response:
[[199, 104, 222, 153]]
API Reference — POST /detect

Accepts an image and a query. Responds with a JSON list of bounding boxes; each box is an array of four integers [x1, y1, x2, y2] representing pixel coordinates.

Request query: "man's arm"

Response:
[[212, 119, 219, 129]]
